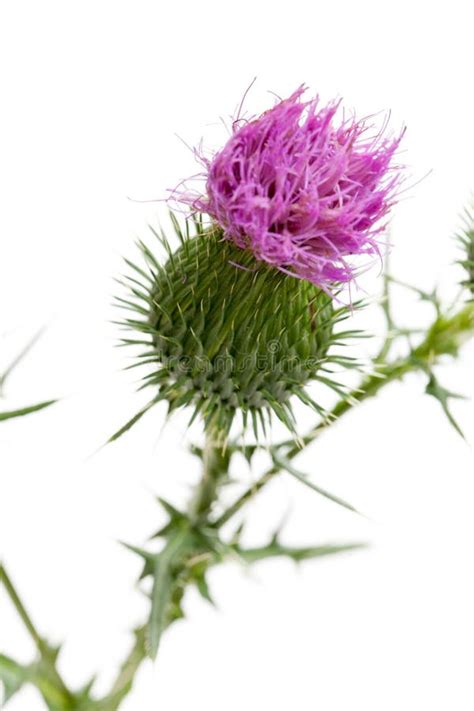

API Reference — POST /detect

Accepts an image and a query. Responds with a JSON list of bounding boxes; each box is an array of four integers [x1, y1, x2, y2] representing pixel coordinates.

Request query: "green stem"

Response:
[[101, 628, 146, 710], [376, 260, 395, 364], [1, 565, 43, 649], [189, 432, 229, 521], [0, 564, 74, 704], [213, 466, 277, 528]]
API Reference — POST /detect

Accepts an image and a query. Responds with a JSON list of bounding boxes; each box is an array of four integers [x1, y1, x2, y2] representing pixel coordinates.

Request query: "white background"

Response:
[[1, 2, 474, 709]]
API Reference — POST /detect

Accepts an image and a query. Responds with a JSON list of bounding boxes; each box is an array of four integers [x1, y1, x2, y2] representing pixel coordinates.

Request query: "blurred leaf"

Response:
[[272, 453, 363, 516], [156, 497, 187, 522], [455, 199, 474, 297], [0, 654, 27, 704], [425, 372, 466, 440], [0, 653, 74, 711], [194, 572, 215, 606], [0, 566, 74, 710], [0, 400, 57, 421], [236, 541, 367, 564], [119, 541, 157, 580], [149, 498, 189, 540]]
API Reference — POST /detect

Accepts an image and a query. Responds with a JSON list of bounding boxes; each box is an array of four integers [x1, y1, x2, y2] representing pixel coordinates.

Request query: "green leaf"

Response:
[[119, 541, 157, 580], [0, 567, 74, 710], [148, 498, 190, 540], [236, 541, 367, 564], [120, 541, 156, 563], [0, 653, 27, 703], [425, 372, 466, 440], [455, 199, 474, 296], [0, 654, 73, 711], [0, 400, 57, 421], [147, 528, 192, 659], [156, 497, 187, 522], [194, 572, 215, 606], [272, 453, 364, 516]]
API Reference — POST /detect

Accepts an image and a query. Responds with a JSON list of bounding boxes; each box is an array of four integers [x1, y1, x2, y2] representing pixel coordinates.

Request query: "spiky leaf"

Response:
[[425, 372, 466, 439], [0, 400, 57, 421]]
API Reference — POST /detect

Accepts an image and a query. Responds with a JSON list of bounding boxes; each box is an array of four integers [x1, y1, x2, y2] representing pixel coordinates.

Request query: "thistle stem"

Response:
[[103, 628, 146, 710], [189, 432, 229, 521], [375, 264, 395, 363], [1, 564, 43, 648], [0, 564, 73, 703], [213, 466, 277, 528]]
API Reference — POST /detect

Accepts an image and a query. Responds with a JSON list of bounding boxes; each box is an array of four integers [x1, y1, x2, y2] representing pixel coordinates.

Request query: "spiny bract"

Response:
[[118, 215, 353, 441]]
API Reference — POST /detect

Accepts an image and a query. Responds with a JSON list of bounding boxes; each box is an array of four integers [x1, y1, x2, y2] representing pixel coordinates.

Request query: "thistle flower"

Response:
[[178, 86, 404, 291], [117, 88, 404, 443]]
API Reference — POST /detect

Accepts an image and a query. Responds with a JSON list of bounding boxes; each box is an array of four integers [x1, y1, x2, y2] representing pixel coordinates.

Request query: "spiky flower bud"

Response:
[[125, 219, 334, 440], [120, 88, 403, 442]]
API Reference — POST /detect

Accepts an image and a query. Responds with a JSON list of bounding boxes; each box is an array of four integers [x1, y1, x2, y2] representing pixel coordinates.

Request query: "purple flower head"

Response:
[[178, 86, 404, 291]]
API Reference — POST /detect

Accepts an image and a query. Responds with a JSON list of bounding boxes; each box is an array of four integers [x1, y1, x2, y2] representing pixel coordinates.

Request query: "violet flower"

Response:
[[179, 86, 404, 291]]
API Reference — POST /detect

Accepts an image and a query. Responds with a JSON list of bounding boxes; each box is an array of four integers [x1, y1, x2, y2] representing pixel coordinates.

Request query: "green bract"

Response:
[[456, 201, 474, 298], [118, 215, 350, 441]]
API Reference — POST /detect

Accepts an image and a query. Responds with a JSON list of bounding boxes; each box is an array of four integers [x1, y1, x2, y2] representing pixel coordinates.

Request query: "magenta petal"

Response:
[[177, 86, 404, 291]]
